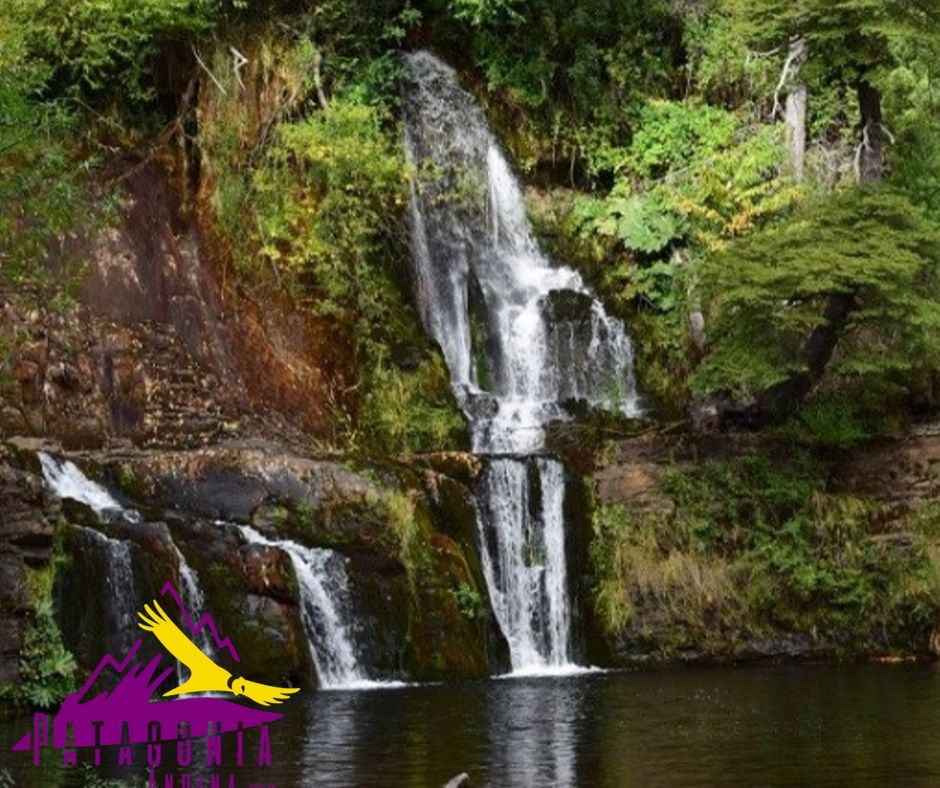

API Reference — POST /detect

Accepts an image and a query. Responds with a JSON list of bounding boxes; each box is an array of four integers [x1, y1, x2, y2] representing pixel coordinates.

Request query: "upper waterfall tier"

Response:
[[403, 50, 640, 454]]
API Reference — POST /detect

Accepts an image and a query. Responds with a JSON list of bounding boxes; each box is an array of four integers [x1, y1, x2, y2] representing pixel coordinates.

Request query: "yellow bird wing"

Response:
[[240, 678, 300, 706], [137, 600, 229, 688]]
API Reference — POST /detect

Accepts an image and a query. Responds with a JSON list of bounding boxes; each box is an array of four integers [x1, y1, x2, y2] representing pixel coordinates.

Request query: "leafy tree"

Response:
[[723, 0, 940, 182], [574, 100, 797, 255], [694, 188, 940, 425], [9, 0, 222, 103], [0, 11, 90, 286], [430, 0, 680, 172]]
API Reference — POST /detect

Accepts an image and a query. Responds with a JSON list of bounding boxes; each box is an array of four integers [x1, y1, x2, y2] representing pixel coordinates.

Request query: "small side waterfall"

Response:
[[39, 452, 139, 656], [76, 526, 138, 657], [175, 550, 216, 656], [173, 546, 218, 687], [403, 52, 641, 673], [38, 452, 134, 521], [239, 526, 371, 690], [39, 452, 215, 676]]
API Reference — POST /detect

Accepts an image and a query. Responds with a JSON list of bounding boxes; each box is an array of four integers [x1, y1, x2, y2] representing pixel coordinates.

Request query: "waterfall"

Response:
[[403, 52, 641, 673], [38, 452, 135, 522], [173, 546, 218, 688], [76, 526, 138, 657], [239, 526, 372, 690], [39, 452, 138, 655], [477, 458, 572, 669], [39, 451, 215, 677]]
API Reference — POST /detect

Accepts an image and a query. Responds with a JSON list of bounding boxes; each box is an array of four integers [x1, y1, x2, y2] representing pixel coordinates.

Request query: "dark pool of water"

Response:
[[5, 663, 940, 786]]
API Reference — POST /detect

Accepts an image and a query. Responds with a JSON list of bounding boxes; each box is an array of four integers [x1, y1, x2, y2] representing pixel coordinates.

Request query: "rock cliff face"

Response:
[[0, 442, 502, 691], [595, 429, 940, 518], [1, 161, 350, 452], [0, 156, 503, 693], [0, 445, 58, 687], [5, 137, 940, 698]]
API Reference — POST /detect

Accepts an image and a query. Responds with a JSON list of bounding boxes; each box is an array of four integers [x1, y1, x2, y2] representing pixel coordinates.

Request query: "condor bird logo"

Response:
[[138, 599, 300, 706]]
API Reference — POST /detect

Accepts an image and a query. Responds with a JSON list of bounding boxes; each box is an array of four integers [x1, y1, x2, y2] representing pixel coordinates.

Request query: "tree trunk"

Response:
[[694, 291, 858, 431], [780, 37, 808, 182], [751, 291, 856, 424], [785, 84, 807, 182], [856, 80, 884, 183]]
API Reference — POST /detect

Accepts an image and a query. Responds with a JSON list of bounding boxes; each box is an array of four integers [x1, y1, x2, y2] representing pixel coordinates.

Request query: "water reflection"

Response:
[[485, 679, 582, 786]]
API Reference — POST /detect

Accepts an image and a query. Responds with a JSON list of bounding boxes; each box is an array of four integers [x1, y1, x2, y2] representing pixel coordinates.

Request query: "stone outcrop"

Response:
[[0, 442, 500, 692], [0, 444, 59, 686], [0, 160, 351, 453]]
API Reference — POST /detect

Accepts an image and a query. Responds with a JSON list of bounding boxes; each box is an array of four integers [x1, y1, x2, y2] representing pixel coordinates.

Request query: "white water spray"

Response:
[[39, 451, 215, 674]]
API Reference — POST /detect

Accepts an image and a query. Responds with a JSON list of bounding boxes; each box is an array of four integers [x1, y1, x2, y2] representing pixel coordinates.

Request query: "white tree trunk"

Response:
[[785, 84, 807, 182], [771, 37, 808, 183]]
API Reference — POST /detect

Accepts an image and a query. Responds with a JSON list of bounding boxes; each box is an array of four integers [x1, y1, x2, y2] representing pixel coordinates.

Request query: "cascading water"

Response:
[[173, 546, 218, 688], [39, 451, 215, 674], [239, 526, 372, 690], [77, 526, 138, 657], [39, 452, 138, 654], [38, 452, 134, 522], [175, 549, 216, 656], [403, 51, 641, 672]]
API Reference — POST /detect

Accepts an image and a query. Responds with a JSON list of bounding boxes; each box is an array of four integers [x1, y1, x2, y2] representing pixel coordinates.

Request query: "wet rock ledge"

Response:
[[0, 440, 508, 697]]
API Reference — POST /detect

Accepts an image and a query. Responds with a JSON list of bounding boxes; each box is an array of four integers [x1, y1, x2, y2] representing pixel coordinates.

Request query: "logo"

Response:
[[10, 582, 299, 786]]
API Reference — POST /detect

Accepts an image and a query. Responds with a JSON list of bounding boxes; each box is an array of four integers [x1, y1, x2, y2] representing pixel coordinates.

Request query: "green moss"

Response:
[[386, 490, 435, 586]]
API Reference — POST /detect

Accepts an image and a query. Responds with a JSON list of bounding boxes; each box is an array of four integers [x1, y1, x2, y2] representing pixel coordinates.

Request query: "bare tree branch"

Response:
[[192, 45, 227, 96], [770, 37, 807, 121], [230, 46, 249, 90], [313, 49, 330, 111]]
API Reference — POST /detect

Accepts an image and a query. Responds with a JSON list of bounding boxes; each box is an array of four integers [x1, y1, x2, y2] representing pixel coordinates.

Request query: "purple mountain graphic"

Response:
[[12, 585, 289, 754], [159, 582, 240, 663]]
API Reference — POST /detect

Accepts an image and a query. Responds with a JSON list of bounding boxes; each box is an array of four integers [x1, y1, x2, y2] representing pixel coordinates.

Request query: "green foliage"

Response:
[[17, 599, 78, 708], [779, 394, 874, 448], [245, 97, 408, 315], [681, 3, 777, 103], [357, 353, 466, 456], [0, 13, 94, 287], [434, 0, 678, 170], [723, 0, 940, 71], [575, 193, 680, 256], [301, 0, 421, 106], [883, 40, 940, 212], [3, 0, 940, 449], [694, 188, 940, 406], [444, 0, 522, 26], [1, 595, 77, 709], [575, 100, 797, 256], [450, 582, 486, 620], [592, 452, 940, 656], [202, 34, 464, 455], [385, 490, 435, 587], [10, 0, 220, 103]]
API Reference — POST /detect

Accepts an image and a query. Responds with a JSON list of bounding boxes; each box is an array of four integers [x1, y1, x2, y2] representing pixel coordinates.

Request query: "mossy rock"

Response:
[[397, 499, 491, 680], [169, 517, 312, 689]]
